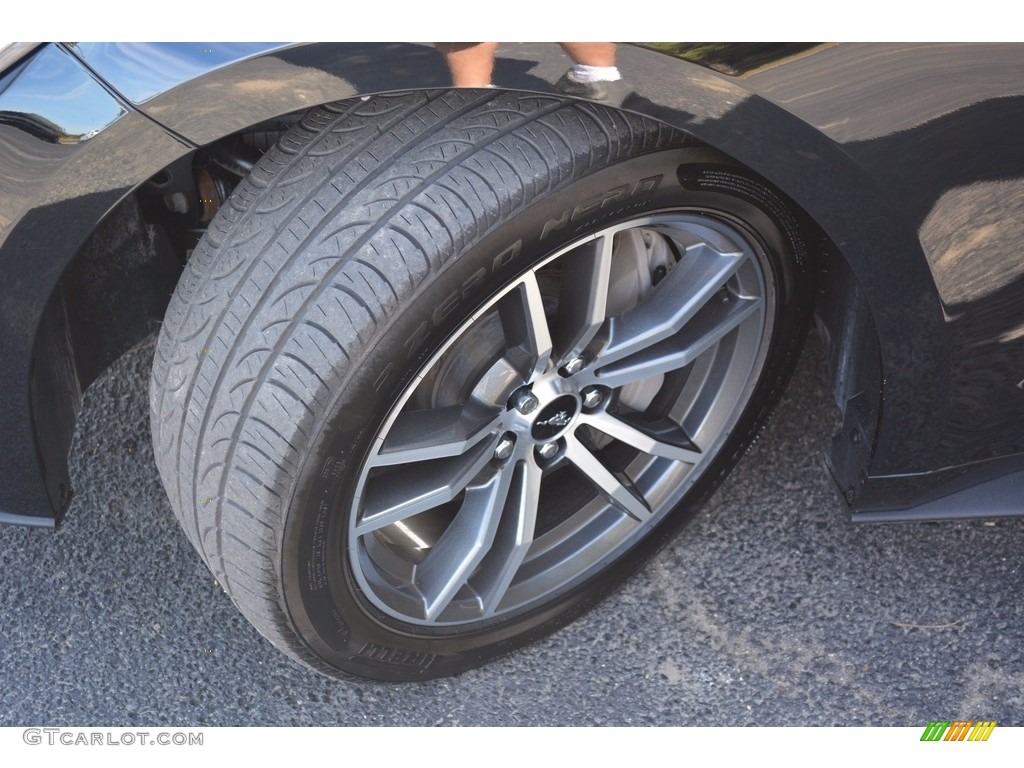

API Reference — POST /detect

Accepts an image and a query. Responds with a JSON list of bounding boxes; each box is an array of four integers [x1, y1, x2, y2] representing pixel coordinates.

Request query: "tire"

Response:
[[150, 90, 814, 681]]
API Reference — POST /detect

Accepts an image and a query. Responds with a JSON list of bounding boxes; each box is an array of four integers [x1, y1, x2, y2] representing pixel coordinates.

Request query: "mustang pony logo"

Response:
[[536, 411, 572, 428]]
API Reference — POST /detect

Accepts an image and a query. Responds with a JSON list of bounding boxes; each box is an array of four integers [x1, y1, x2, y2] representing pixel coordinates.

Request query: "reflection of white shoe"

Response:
[[554, 70, 628, 105]]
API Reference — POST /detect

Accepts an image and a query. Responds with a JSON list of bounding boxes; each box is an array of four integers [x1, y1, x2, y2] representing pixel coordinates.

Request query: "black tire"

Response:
[[150, 90, 813, 681]]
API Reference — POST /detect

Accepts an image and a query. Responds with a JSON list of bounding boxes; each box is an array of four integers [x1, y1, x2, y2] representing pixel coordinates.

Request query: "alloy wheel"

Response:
[[349, 212, 775, 626]]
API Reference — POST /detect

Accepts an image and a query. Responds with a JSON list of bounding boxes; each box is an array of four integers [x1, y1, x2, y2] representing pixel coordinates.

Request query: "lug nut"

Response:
[[509, 387, 539, 415], [493, 433, 516, 460], [536, 442, 560, 460], [560, 357, 585, 377], [581, 387, 603, 409]]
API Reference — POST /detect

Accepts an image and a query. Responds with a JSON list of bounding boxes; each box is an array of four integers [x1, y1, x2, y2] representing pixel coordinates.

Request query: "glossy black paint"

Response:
[[1, 41, 1023, 525], [0, 44, 187, 523], [743, 44, 1024, 470]]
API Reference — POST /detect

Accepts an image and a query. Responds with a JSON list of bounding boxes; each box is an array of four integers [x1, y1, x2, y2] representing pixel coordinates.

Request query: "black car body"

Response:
[[2, 42, 1022, 678]]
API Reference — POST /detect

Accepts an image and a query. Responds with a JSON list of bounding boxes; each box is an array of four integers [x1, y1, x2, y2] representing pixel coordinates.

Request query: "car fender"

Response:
[[2, 41, 1019, 524]]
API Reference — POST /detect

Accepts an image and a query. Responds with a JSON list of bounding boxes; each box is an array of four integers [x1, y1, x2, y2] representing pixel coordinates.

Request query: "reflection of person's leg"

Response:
[[436, 42, 498, 87], [556, 42, 625, 103], [559, 43, 618, 69]]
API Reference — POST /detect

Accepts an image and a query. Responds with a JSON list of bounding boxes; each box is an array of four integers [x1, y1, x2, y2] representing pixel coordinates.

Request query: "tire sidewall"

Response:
[[281, 147, 813, 681]]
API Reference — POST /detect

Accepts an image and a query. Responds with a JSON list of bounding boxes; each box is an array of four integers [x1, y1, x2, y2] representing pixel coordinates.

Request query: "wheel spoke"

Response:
[[592, 243, 748, 371], [499, 271, 553, 380], [355, 437, 497, 535], [414, 464, 516, 621], [551, 234, 614, 365], [474, 456, 542, 616], [373, 403, 503, 467], [579, 411, 702, 463], [564, 435, 651, 522], [580, 294, 762, 390]]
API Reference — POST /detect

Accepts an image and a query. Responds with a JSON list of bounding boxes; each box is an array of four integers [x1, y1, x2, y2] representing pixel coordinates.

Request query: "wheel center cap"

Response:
[[531, 395, 580, 441]]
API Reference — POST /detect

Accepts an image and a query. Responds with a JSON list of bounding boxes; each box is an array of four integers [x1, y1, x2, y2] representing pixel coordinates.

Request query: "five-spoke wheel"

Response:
[[350, 214, 772, 625], [151, 91, 811, 679]]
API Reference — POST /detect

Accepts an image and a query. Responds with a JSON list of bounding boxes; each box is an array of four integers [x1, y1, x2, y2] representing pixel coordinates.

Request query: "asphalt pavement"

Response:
[[2, 337, 1022, 726]]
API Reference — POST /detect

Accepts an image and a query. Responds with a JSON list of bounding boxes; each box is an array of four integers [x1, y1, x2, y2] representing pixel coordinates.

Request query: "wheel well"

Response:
[[46, 113, 304, 400], [45, 92, 873, 522]]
